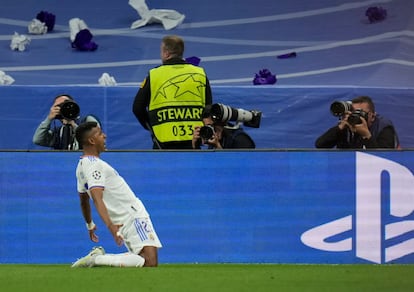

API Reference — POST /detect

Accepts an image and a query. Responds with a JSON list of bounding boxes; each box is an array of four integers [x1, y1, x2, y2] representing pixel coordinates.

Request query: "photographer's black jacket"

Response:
[[195, 127, 256, 149], [315, 114, 399, 149], [221, 127, 256, 149]]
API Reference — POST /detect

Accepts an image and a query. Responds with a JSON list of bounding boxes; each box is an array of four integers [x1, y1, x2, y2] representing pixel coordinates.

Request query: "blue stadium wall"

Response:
[[0, 86, 413, 150], [1, 150, 413, 264]]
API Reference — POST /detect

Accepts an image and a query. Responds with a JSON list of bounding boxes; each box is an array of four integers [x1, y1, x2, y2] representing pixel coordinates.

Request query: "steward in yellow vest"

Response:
[[148, 64, 207, 144], [132, 35, 213, 149]]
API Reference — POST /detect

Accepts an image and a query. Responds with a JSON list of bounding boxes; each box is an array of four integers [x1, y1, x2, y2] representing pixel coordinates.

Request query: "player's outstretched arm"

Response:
[[90, 188, 124, 246], [79, 192, 99, 242]]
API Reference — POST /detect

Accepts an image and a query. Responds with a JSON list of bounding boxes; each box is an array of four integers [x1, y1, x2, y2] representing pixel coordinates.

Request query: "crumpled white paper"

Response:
[[10, 32, 31, 51], [0, 71, 15, 85], [129, 0, 185, 30], [98, 73, 117, 86], [28, 18, 48, 34], [69, 17, 89, 42]]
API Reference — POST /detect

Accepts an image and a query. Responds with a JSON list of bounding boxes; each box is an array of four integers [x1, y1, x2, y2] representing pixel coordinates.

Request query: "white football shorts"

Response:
[[120, 216, 162, 254]]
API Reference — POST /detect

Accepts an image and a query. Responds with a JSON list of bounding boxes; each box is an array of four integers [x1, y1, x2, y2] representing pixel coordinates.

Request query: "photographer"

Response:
[[33, 94, 100, 150], [315, 96, 399, 149], [192, 105, 256, 149]]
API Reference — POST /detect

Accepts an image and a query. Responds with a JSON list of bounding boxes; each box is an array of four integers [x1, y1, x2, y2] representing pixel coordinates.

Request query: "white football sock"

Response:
[[95, 253, 145, 267]]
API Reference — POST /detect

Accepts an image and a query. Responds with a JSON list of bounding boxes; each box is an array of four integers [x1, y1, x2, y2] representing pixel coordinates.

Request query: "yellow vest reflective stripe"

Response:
[[149, 64, 207, 143]]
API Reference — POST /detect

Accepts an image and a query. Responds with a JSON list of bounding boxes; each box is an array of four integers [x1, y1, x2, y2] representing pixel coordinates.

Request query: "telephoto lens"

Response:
[[330, 101, 352, 117]]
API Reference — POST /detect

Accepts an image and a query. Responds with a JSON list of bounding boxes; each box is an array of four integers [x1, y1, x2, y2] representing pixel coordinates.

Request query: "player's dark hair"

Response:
[[75, 121, 98, 147]]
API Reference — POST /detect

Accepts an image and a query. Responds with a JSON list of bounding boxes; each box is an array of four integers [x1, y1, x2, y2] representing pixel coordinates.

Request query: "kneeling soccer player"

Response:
[[71, 121, 162, 268]]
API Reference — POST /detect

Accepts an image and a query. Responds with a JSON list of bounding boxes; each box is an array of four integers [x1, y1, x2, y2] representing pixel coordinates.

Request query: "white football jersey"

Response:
[[76, 155, 149, 224]]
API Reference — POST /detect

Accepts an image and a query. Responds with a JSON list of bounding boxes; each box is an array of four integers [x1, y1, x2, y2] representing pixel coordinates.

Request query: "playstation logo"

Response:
[[301, 152, 414, 264]]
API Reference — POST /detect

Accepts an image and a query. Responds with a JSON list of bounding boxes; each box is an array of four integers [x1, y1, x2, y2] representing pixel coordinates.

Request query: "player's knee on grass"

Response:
[[140, 246, 158, 267]]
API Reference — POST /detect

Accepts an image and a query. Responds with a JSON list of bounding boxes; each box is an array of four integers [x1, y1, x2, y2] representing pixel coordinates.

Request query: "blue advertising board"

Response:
[[0, 150, 413, 264]]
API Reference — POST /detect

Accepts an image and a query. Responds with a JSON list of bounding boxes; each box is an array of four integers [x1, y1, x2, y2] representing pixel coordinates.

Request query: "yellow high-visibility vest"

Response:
[[149, 64, 207, 143]]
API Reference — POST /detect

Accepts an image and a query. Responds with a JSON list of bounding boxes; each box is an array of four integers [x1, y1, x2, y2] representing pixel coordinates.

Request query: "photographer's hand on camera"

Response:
[[192, 126, 202, 149], [338, 111, 371, 138], [64, 119, 78, 128], [338, 120, 347, 130], [192, 125, 223, 149], [47, 103, 77, 128], [48, 103, 62, 120], [205, 133, 223, 149], [352, 116, 372, 140]]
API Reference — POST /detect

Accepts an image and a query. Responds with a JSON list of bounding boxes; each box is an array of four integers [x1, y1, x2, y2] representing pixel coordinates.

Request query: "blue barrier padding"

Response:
[[0, 86, 413, 150], [0, 150, 413, 264]]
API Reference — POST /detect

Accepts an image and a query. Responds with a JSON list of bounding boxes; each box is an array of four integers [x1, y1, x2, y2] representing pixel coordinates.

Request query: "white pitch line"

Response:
[[17, 58, 414, 86], [4, 29, 412, 72], [209, 58, 414, 84], [179, 0, 393, 28], [0, 0, 393, 38]]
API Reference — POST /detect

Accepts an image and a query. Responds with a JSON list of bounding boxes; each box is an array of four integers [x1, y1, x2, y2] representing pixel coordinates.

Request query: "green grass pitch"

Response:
[[1, 264, 413, 291]]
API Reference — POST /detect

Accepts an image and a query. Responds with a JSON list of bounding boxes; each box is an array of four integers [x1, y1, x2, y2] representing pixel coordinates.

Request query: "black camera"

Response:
[[348, 109, 368, 125], [330, 101, 368, 125], [330, 100, 352, 117], [199, 125, 215, 140], [56, 100, 80, 120], [210, 103, 262, 128]]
